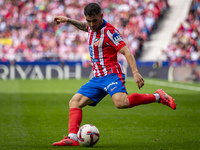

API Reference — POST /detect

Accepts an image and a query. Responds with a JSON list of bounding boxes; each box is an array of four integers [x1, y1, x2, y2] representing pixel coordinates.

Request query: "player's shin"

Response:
[[68, 108, 82, 141], [128, 93, 156, 108]]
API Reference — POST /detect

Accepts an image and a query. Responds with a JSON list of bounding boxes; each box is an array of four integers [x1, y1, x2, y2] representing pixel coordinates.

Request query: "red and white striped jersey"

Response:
[[87, 19, 126, 77]]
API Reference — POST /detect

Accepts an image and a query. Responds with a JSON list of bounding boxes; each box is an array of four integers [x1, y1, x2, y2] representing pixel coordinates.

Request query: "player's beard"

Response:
[[91, 26, 98, 32]]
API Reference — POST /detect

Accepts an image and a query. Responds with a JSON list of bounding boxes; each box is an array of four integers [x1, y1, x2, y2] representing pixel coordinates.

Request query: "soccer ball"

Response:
[[77, 124, 100, 147]]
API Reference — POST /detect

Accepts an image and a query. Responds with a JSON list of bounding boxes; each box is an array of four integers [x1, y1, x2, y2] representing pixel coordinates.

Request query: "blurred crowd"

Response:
[[162, 0, 200, 66], [0, 0, 169, 63]]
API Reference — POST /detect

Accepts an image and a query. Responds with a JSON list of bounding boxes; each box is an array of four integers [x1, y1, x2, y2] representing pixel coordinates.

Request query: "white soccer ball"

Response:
[[77, 124, 100, 147]]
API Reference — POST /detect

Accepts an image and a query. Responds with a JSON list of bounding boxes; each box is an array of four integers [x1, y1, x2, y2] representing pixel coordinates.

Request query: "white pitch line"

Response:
[[146, 80, 200, 91], [0, 91, 75, 94], [127, 79, 200, 92]]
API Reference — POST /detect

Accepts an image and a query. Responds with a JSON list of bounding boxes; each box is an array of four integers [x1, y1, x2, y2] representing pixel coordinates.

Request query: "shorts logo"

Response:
[[104, 82, 118, 92], [111, 86, 117, 92]]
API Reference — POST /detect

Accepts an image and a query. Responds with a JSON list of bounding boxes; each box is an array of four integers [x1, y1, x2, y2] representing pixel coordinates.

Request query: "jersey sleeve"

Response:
[[106, 29, 126, 51]]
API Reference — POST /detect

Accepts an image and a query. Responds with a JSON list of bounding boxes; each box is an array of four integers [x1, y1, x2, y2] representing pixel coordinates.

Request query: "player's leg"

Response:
[[53, 93, 94, 146], [111, 92, 129, 108], [108, 74, 176, 109], [69, 93, 94, 109], [105, 74, 157, 108], [53, 77, 107, 146], [68, 93, 94, 140], [112, 90, 176, 110], [111, 92, 157, 109]]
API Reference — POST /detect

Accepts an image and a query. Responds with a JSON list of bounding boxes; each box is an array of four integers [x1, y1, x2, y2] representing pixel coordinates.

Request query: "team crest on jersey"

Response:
[[94, 38, 100, 46]]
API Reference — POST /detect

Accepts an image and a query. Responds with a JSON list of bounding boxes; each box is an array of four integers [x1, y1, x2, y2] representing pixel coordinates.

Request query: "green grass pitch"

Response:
[[0, 78, 200, 150]]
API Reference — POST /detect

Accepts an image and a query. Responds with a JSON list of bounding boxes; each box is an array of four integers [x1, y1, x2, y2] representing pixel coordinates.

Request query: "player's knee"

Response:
[[69, 94, 93, 109], [69, 97, 79, 108], [69, 98, 73, 107], [114, 97, 130, 109], [115, 102, 125, 109], [112, 93, 130, 109]]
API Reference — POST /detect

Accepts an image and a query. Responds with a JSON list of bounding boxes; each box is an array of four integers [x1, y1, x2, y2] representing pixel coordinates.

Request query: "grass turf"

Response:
[[0, 78, 200, 150]]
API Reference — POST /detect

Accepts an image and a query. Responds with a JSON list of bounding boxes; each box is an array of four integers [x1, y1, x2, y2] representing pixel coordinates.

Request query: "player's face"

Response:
[[85, 13, 103, 32]]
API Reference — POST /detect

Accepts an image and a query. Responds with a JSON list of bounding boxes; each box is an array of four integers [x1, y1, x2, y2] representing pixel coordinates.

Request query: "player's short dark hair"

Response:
[[84, 3, 101, 17]]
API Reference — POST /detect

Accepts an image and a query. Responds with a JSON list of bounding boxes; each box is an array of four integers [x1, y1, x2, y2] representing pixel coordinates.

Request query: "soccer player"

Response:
[[53, 3, 176, 146]]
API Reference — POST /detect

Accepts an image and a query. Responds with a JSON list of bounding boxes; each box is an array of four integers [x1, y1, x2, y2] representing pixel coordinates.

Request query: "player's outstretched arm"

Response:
[[119, 46, 144, 89], [54, 16, 88, 32]]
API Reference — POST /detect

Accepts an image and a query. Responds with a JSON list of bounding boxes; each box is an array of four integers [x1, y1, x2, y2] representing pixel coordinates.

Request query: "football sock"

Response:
[[68, 108, 82, 137], [68, 133, 78, 141], [128, 93, 156, 108], [153, 93, 160, 102]]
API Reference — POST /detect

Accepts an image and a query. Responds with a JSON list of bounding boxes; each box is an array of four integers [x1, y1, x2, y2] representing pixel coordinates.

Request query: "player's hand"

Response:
[[133, 72, 144, 89], [54, 16, 69, 24]]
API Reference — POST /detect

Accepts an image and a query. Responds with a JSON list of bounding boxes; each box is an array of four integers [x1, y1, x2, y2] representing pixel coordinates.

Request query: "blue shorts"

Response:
[[76, 73, 127, 106]]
